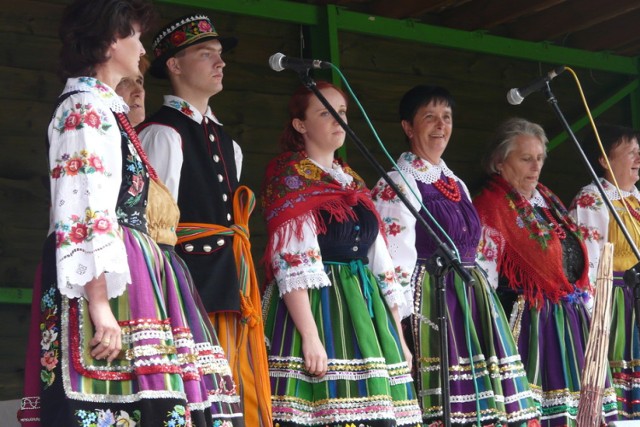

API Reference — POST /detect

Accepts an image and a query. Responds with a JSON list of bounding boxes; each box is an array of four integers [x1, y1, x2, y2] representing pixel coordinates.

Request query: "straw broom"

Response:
[[576, 242, 614, 427]]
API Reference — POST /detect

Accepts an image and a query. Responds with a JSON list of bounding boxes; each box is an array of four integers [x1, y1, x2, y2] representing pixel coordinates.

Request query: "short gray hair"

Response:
[[482, 117, 548, 175]]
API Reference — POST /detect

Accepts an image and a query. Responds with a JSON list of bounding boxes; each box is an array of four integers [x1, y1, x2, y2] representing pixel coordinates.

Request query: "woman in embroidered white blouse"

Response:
[[570, 124, 640, 420], [372, 87, 538, 425]]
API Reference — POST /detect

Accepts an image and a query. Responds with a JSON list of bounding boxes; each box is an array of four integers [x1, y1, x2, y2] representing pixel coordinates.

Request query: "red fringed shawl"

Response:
[[261, 151, 384, 281], [473, 174, 589, 307]]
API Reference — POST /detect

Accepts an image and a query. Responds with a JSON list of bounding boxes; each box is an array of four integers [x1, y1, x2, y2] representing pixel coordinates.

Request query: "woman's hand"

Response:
[[85, 274, 122, 362], [301, 333, 328, 378], [282, 288, 328, 378], [390, 304, 413, 368]]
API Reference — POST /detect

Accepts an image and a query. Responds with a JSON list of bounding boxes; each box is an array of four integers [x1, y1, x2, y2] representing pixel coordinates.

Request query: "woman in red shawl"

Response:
[[473, 117, 618, 426], [261, 81, 422, 427]]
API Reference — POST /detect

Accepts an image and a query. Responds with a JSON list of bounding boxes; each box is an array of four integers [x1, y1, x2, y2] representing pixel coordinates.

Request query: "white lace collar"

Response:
[[308, 158, 354, 188], [600, 178, 640, 201], [395, 151, 457, 184], [64, 77, 129, 113], [528, 188, 549, 208]]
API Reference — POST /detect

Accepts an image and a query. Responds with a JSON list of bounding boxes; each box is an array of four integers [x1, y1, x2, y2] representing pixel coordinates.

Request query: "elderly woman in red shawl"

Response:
[[260, 81, 421, 427], [473, 117, 618, 426]]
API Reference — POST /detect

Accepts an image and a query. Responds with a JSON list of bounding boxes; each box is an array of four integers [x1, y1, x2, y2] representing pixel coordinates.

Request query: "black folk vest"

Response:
[[141, 106, 240, 313]]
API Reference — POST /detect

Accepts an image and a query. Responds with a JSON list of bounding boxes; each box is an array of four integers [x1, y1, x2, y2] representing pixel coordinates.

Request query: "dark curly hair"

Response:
[[279, 81, 348, 152], [58, 0, 156, 81]]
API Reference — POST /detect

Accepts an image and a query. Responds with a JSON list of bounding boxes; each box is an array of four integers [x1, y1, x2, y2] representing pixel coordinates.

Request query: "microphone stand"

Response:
[[298, 72, 475, 427], [541, 82, 640, 330]]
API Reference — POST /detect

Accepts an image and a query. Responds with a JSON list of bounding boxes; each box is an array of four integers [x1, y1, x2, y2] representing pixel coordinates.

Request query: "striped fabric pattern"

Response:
[[410, 262, 539, 426], [264, 262, 422, 426]]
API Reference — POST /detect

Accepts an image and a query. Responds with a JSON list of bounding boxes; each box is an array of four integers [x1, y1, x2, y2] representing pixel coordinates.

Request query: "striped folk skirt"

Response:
[[608, 274, 640, 420], [263, 261, 423, 427], [503, 290, 618, 426], [20, 228, 243, 427], [409, 261, 539, 426]]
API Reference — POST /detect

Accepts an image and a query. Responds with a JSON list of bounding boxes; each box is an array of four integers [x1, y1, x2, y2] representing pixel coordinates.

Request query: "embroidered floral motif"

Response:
[[75, 408, 141, 426], [274, 248, 322, 275], [394, 265, 411, 287], [212, 420, 233, 427], [376, 269, 396, 287], [371, 181, 399, 203], [51, 149, 111, 179], [40, 288, 59, 389], [381, 216, 405, 236], [571, 191, 602, 211], [116, 138, 148, 229], [53, 101, 112, 136], [168, 99, 195, 118], [294, 159, 324, 182], [163, 405, 187, 427], [54, 208, 116, 248]]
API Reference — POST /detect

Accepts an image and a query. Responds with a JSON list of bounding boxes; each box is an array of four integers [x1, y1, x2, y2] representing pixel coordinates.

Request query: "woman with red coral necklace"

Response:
[[474, 118, 618, 426], [372, 86, 539, 426], [570, 124, 640, 421]]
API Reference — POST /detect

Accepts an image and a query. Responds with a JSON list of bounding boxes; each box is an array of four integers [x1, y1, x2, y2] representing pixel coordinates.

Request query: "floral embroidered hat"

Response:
[[149, 14, 238, 78]]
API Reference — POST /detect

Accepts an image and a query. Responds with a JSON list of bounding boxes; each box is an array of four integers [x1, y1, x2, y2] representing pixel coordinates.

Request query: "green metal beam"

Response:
[[548, 79, 640, 151], [0, 287, 32, 305], [335, 10, 638, 75], [156, 0, 639, 75]]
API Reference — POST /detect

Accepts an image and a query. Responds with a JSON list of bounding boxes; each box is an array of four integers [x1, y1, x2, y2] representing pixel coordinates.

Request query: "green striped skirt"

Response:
[[263, 260, 423, 426]]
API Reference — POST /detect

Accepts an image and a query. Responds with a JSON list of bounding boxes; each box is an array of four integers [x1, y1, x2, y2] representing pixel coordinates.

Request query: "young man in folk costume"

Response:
[[138, 14, 271, 426]]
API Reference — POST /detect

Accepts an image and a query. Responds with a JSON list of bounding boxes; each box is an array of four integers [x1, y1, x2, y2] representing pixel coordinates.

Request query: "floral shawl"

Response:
[[261, 150, 383, 280], [474, 174, 589, 307]]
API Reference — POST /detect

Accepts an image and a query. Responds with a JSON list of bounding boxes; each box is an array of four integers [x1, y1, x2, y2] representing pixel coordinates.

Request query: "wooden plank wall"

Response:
[[0, 0, 632, 400]]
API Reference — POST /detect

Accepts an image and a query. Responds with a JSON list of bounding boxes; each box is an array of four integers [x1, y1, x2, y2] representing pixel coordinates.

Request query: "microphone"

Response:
[[507, 66, 566, 105], [268, 52, 332, 73]]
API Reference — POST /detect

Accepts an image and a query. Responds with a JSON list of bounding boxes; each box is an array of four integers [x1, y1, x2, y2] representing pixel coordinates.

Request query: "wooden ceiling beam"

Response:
[[441, 0, 564, 30], [370, 0, 455, 19], [510, 0, 640, 41], [568, 9, 640, 52]]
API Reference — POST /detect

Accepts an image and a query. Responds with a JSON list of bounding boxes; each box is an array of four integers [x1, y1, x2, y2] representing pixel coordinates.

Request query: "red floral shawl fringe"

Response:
[[474, 174, 589, 307], [261, 151, 383, 281]]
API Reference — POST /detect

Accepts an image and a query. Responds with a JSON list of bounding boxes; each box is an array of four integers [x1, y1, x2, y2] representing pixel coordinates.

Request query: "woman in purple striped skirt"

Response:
[[18, 1, 242, 425]]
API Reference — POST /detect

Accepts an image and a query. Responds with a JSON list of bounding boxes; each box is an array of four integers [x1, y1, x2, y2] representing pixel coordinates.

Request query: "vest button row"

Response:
[[209, 134, 215, 142], [213, 154, 220, 162], [217, 174, 224, 182], [183, 238, 226, 253]]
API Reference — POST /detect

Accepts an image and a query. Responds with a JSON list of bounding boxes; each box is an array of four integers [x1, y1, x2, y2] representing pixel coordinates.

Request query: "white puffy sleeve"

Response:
[[270, 214, 331, 296], [371, 171, 421, 310], [138, 124, 183, 201], [569, 185, 609, 285], [48, 91, 130, 299], [367, 233, 412, 319], [476, 226, 503, 290]]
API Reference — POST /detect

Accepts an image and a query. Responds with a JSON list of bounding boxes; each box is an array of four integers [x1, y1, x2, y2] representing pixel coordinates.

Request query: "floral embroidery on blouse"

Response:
[[54, 208, 116, 248], [74, 408, 141, 427], [53, 102, 112, 136], [274, 248, 322, 276], [168, 99, 195, 118], [51, 150, 111, 179], [381, 216, 405, 237], [40, 288, 59, 389], [371, 180, 401, 204], [571, 191, 603, 211], [49, 78, 131, 299]]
